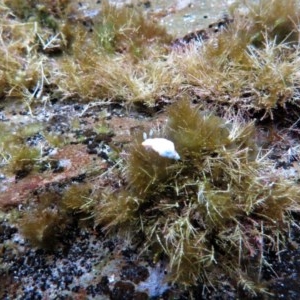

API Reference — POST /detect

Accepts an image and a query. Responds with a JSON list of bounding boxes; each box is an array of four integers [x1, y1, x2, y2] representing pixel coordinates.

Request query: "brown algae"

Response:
[[0, 0, 300, 297], [95, 99, 300, 293]]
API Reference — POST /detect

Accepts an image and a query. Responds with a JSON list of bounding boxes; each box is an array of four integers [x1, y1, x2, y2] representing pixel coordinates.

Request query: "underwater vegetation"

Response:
[[0, 122, 42, 179], [0, 0, 177, 106], [4, 0, 70, 25], [174, 0, 300, 117], [57, 0, 176, 104], [1, 0, 300, 297], [95, 99, 300, 294], [229, 0, 300, 45], [0, 121, 69, 180], [19, 183, 94, 249], [1, 0, 300, 114], [20, 198, 66, 249]]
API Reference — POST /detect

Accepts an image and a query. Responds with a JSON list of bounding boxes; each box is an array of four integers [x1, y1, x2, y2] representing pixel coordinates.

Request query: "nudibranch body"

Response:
[[142, 138, 180, 160]]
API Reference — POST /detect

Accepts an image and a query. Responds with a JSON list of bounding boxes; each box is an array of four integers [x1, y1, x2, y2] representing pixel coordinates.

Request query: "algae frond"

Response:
[[2, 0, 300, 115], [19, 183, 95, 250], [173, 0, 300, 117], [95, 99, 300, 293]]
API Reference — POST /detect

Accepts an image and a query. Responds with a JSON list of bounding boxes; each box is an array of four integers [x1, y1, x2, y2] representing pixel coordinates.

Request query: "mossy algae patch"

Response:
[[19, 182, 94, 249], [53, 0, 177, 104], [1, 0, 300, 117], [95, 99, 300, 294], [173, 0, 300, 118], [0, 0, 175, 107]]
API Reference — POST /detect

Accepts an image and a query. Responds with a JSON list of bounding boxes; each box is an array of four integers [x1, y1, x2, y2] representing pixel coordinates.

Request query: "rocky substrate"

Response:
[[1, 215, 300, 299]]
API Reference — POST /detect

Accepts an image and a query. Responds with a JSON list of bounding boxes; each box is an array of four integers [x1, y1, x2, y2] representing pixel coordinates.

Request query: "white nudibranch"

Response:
[[142, 138, 180, 160]]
